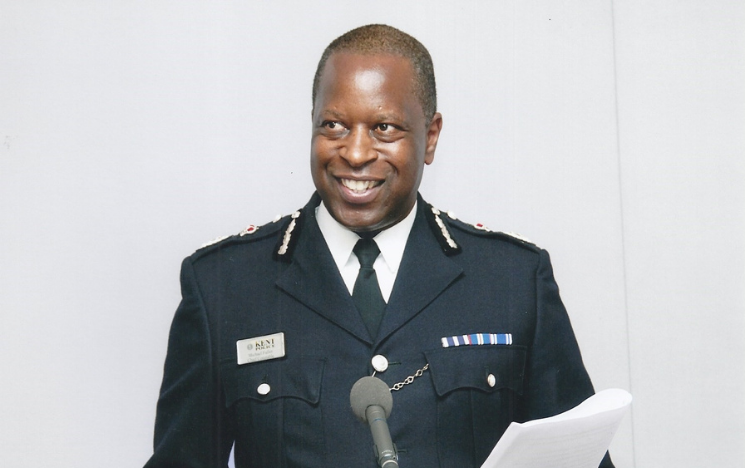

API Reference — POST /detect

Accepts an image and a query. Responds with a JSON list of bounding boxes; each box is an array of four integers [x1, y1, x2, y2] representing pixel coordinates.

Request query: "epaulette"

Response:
[[193, 214, 286, 258], [440, 210, 540, 252]]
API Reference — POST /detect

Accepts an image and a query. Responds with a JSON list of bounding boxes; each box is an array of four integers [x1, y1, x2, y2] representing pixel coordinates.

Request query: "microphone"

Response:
[[349, 376, 399, 467]]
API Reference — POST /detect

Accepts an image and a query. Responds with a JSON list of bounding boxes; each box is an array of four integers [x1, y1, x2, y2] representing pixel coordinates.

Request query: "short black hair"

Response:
[[312, 24, 437, 121]]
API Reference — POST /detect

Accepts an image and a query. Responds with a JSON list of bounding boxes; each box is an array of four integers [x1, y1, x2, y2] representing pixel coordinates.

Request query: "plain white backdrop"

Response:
[[1, 1, 743, 467]]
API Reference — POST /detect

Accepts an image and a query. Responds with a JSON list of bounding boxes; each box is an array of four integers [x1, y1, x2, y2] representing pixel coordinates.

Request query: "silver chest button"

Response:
[[371, 355, 389, 373], [257, 383, 271, 395], [487, 374, 496, 388]]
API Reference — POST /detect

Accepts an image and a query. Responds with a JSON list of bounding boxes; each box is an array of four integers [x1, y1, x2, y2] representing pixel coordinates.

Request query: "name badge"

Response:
[[236, 332, 285, 365]]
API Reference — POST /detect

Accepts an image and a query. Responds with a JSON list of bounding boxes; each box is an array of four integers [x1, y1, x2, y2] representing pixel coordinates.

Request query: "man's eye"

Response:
[[375, 123, 402, 135], [323, 121, 343, 130]]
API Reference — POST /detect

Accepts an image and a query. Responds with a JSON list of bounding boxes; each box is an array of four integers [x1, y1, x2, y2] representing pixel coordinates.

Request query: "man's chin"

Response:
[[333, 211, 384, 232]]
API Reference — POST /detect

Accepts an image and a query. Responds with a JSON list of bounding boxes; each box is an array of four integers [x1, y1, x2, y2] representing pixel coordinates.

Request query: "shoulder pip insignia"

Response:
[[239, 224, 259, 236], [425, 205, 461, 256], [199, 234, 231, 250], [473, 222, 491, 232], [274, 210, 302, 262], [501, 231, 533, 244]]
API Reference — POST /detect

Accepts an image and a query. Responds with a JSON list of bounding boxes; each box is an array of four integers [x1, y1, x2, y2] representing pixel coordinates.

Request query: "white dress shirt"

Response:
[[315, 201, 417, 302]]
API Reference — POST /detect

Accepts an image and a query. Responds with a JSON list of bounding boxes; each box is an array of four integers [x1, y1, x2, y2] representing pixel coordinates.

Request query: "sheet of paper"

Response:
[[481, 388, 632, 468]]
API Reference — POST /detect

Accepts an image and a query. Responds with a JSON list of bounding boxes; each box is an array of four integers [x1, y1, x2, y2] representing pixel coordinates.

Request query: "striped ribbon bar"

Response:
[[441, 333, 513, 348]]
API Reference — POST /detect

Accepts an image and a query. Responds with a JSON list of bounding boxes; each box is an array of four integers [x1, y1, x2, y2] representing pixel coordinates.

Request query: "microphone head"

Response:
[[349, 376, 393, 422]]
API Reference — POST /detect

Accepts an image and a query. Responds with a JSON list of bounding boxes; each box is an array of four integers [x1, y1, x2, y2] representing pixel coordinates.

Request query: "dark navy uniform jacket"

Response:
[[145, 193, 613, 468]]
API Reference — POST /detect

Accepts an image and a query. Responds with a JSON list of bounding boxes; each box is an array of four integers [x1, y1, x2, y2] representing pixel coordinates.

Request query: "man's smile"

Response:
[[339, 178, 384, 194]]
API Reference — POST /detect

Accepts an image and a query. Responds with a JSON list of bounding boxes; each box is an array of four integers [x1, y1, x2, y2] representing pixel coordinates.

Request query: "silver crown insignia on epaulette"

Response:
[[239, 224, 259, 236]]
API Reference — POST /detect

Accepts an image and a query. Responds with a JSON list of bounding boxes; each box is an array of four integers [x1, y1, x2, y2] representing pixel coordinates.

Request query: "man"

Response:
[[145, 24, 613, 468]]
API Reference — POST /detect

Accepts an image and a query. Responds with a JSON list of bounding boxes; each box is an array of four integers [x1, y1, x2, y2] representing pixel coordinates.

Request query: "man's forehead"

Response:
[[353, 67, 386, 92], [320, 52, 416, 94], [314, 51, 424, 119]]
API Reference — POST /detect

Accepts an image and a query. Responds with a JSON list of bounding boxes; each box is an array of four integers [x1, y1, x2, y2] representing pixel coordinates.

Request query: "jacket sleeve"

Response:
[[523, 249, 614, 468], [144, 257, 234, 468]]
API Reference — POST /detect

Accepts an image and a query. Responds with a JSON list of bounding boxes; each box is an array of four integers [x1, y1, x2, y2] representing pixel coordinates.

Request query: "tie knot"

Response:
[[353, 238, 380, 268]]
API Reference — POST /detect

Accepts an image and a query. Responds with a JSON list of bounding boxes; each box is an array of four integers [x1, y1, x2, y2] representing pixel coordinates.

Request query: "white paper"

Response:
[[481, 388, 632, 468]]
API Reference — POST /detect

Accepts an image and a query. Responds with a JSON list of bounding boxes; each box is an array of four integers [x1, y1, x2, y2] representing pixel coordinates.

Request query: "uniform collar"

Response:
[[275, 194, 463, 345], [316, 200, 418, 276]]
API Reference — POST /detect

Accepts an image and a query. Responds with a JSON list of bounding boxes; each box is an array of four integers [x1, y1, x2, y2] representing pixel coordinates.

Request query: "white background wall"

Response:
[[1, 1, 742, 467]]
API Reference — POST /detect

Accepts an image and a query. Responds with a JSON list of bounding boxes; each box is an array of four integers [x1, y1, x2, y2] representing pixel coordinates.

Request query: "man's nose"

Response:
[[340, 127, 377, 167]]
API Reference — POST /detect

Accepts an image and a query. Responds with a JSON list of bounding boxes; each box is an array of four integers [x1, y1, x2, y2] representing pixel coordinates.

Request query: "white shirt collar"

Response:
[[316, 202, 361, 271], [372, 205, 417, 275], [316, 200, 418, 301]]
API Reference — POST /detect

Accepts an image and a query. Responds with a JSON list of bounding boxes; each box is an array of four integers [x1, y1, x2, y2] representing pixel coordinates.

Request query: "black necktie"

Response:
[[352, 238, 386, 340]]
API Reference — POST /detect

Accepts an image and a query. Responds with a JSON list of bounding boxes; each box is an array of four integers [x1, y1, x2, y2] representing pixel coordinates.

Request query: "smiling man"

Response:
[[145, 25, 613, 468], [311, 51, 441, 233]]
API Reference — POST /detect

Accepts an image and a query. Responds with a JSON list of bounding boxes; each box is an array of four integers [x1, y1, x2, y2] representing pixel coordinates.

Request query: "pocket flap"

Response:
[[220, 356, 326, 407], [424, 346, 526, 397]]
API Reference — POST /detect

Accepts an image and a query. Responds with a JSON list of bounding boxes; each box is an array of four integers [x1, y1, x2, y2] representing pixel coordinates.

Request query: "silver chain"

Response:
[[389, 364, 429, 391]]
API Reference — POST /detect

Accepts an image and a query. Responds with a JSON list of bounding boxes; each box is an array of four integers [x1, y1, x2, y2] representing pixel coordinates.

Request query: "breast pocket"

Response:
[[424, 346, 526, 467], [220, 356, 326, 467]]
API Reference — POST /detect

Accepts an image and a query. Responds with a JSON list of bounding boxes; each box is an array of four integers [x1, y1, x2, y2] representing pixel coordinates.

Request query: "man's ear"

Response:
[[424, 112, 443, 165]]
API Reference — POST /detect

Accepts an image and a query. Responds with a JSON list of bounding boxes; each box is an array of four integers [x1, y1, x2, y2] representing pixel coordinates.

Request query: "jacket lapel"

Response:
[[275, 195, 464, 346], [376, 203, 464, 343], [275, 200, 373, 344]]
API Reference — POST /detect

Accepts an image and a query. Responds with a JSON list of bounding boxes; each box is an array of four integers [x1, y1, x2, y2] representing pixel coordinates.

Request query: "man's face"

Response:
[[311, 52, 442, 233]]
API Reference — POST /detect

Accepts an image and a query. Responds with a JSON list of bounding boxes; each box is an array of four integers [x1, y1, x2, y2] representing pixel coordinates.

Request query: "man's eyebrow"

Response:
[[374, 112, 404, 121], [316, 109, 409, 127], [318, 109, 345, 120]]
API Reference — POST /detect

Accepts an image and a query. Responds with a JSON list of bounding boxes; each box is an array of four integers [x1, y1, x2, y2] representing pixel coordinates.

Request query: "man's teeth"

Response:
[[341, 179, 380, 193]]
